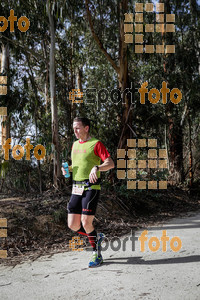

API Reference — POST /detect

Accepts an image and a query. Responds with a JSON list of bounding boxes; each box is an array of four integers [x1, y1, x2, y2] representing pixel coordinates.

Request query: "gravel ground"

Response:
[[0, 211, 200, 300]]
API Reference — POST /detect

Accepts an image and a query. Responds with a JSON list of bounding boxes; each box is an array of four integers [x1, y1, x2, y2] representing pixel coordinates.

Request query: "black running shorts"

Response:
[[67, 189, 100, 215]]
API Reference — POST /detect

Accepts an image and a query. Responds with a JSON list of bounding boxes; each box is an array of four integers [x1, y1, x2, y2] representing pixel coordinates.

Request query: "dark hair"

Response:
[[73, 117, 90, 131]]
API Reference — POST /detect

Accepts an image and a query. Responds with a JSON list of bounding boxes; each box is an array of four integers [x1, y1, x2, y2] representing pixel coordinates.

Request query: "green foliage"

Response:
[[0, 161, 10, 179], [0, 0, 199, 191], [114, 183, 133, 200]]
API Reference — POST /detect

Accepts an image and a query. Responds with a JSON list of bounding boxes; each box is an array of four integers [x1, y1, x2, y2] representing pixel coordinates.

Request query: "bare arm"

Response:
[[89, 157, 115, 183], [98, 157, 115, 171]]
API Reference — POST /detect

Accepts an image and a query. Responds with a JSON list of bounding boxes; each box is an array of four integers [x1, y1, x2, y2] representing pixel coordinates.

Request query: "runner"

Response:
[[62, 117, 115, 267]]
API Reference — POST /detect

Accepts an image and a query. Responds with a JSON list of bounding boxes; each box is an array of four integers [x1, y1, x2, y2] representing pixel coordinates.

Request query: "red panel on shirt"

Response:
[[94, 141, 110, 161]]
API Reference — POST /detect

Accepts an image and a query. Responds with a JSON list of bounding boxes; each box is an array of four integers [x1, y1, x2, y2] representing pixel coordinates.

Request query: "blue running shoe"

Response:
[[97, 233, 105, 256], [88, 252, 103, 268]]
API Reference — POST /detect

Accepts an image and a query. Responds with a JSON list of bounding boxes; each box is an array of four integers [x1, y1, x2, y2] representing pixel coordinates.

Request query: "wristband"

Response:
[[94, 165, 99, 171]]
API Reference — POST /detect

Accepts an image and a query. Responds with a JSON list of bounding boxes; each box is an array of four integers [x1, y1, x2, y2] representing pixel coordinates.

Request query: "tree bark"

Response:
[[42, 39, 49, 110], [1, 44, 11, 147], [26, 54, 43, 193], [85, 0, 132, 149], [168, 116, 184, 183], [164, 0, 184, 184], [47, 1, 61, 188], [70, 25, 76, 121], [188, 115, 193, 186], [77, 67, 83, 92], [117, 0, 133, 149]]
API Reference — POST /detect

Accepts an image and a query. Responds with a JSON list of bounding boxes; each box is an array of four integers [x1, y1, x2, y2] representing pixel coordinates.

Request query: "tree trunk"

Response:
[[117, 0, 133, 149], [168, 116, 184, 183], [188, 115, 193, 186], [70, 18, 76, 121], [42, 39, 49, 110], [164, 0, 184, 184], [77, 67, 83, 92], [26, 54, 43, 193], [1, 44, 11, 147], [47, 1, 61, 188], [198, 41, 200, 75], [85, 0, 132, 149]]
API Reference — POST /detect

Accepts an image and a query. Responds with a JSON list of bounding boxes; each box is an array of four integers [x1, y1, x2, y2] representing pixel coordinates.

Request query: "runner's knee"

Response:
[[68, 222, 81, 232], [81, 219, 92, 229]]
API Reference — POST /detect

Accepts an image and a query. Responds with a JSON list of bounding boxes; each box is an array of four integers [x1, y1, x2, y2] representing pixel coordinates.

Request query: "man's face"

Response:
[[73, 121, 89, 140]]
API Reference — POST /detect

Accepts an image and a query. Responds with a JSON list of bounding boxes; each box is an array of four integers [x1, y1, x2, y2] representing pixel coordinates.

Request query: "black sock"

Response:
[[77, 224, 87, 236], [87, 229, 97, 252]]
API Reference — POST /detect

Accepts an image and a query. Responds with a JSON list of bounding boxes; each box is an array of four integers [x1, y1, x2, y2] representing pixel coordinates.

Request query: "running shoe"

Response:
[[88, 252, 103, 268], [97, 233, 105, 256]]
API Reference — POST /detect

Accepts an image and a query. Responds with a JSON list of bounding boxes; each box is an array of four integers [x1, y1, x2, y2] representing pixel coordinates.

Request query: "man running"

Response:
[[62, 117, 114, 267]]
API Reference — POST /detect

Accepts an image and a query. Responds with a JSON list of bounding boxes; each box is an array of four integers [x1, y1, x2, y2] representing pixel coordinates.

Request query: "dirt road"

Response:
[[1, 212, 200, 300]]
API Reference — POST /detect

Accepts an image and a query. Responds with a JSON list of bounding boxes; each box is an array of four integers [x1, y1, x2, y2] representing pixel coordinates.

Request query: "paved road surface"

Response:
[[1, 212, 200, 300]]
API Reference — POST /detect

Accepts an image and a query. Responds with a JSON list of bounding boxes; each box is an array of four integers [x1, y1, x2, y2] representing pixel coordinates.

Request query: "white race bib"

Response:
[[72, 186, 84, 195]]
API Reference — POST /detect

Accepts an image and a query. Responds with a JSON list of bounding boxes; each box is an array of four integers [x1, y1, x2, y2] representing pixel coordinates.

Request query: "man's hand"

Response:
[[89, 166, 98, 183], [88, 157, 115, 183], [61, 167, 66, 176], [61, 165, 72, 176]]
